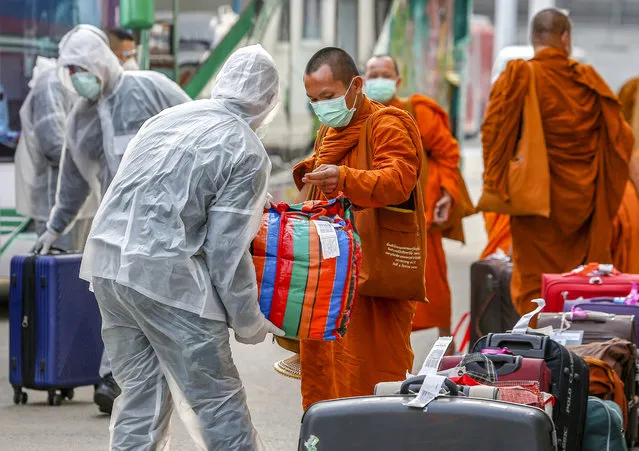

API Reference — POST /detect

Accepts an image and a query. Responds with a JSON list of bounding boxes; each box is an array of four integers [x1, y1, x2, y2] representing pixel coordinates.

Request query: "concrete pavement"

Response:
[[0, 142, 487, 450]]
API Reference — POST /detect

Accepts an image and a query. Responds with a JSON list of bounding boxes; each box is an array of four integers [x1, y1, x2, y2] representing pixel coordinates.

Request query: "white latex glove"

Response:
[[264, 192, 274, 209], [35, 229, 60, 254], [235, 316, 285, 345]]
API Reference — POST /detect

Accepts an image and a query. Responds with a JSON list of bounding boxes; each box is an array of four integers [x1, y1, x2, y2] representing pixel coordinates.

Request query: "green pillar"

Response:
[[451, 0, 471, 140]]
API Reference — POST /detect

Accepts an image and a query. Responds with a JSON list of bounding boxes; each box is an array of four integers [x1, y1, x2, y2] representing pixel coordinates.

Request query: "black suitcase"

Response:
[[299, 378, 557, 451], [473, 333, 589, 451], [470, 259, 519, 346]]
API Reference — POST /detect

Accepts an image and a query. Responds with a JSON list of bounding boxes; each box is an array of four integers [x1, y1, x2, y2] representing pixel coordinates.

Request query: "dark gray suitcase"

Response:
[[537, 312, 636, 345], [470, 259, 519, 346], [298, 395, 556, 450]]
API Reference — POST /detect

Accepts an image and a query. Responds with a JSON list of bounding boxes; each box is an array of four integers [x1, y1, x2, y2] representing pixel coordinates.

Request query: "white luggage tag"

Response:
[[312, 220, 340, 260], [549, 329, 584, 346], [512, 298, 546, 334], [405, 337, 453, 409]]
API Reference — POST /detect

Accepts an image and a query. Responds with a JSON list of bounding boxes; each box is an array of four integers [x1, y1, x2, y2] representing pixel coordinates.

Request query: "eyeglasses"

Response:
[[121, 49, 137, 58]]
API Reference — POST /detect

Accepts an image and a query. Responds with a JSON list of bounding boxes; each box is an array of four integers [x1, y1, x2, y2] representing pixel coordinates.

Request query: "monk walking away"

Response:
[[293, 47, 427, 410], [364, 54, 472, 341], [481, 8, 633, 315]]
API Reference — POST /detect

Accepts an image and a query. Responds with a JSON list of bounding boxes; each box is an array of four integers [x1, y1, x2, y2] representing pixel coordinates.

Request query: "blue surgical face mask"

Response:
[[364, 78, 397, 103], [310, 78, 358, 128], [71, 72, 101, 100]]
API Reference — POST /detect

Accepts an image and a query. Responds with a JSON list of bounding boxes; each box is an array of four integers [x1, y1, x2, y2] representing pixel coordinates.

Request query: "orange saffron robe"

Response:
[[390, 95, 460, 330], [481, 48, 633, 315], [479, 212, 512, 260], [292, 97, 425, 410]]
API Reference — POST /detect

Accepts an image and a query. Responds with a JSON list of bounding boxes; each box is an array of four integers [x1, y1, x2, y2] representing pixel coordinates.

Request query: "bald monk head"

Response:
[[304, 47, 364, 128], [530, 8, 572, 56], [364, 55, 402, 104]]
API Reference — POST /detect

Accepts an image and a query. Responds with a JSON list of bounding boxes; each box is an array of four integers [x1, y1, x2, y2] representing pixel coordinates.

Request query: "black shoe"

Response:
[[94, 373, 121, 414]]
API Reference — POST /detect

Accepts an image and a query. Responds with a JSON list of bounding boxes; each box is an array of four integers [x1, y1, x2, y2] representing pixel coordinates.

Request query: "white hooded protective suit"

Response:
[[14, 57, 98, 249], [80, 44, 279, 450], [47, 24, 190, 235]]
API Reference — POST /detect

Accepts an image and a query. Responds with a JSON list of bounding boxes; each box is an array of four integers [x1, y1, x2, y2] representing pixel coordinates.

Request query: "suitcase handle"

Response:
[[30, 246, 69, 255], [399, 375, 459, 396], [485, 334, 547, 359], [466, 354, 522, 376]]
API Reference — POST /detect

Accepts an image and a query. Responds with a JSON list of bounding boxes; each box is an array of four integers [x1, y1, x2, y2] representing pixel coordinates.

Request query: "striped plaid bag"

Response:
[[251, 195, 361, 340]]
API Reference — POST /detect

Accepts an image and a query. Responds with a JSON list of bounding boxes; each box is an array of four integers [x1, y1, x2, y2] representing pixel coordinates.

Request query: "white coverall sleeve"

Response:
[[203, 151, 270, 337], [33, 96, 66, 167], [47, 146, 91, 234]]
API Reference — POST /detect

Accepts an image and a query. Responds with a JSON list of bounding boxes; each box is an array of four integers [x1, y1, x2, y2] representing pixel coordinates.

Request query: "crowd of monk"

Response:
[[287, 7, 639, 410]]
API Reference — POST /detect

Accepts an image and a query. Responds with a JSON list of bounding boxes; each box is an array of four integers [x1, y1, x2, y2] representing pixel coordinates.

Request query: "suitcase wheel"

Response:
[[12, 386, 27, 405], [47, 391, 62, 406], [12, 391, 27, 405], [61, 388, 74, 401]]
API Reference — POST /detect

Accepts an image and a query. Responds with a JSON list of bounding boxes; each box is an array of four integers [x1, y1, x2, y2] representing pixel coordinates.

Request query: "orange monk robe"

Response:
[[479, 212, 512, 260], [611, 181, 639, 273], [390, 95, 459, 331], [482, 48, 634, 316], [618, 77, 639, 137], [480, 188, 639, 272], [292, 97, 425, 410]]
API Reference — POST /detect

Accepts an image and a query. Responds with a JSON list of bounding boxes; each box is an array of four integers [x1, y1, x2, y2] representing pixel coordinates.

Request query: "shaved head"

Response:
[[531, 8, 572, 53], [305, 47, 359, 88], [366, 55, 399, 76]]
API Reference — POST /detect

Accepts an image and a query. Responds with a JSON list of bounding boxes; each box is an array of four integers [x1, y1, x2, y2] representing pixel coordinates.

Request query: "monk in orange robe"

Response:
[[363, 54, 471, 337], [613, 81, 639, 273], [618, 76, 639, 140], [293, 47, 426, 410], [481, 9, 633, 315]]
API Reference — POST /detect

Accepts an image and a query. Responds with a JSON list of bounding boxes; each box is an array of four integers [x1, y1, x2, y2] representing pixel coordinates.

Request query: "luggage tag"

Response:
[[312, 220, 340, 259], [512, 298, 545, 334], [406, 336, 453, 409], [549, 329, 584, 346]]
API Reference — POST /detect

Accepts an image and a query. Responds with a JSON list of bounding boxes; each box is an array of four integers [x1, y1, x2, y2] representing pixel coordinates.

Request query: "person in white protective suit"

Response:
[[79, 44, 283, 450], [35, 24, 190, 415], [14, 56, 98, 251]]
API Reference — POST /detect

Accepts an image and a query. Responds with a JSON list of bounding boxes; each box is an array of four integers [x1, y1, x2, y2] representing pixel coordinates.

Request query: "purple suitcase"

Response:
[[563, 297, 639, 345]]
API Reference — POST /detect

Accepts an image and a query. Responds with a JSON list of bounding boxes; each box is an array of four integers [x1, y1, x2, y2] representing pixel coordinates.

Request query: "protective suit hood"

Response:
[[58, 24, 123, 98], [211, 44, 279, 129], [29, 57, 57, 88]]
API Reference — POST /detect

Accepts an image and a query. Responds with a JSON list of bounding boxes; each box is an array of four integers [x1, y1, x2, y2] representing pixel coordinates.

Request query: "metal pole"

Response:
[[139, 29, 150, 70], [493, 0, 518, 62], [173, 0, 179, 82]]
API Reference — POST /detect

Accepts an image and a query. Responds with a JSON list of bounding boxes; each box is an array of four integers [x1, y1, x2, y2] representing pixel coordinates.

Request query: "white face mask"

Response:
[[122, 58, 139, 71]]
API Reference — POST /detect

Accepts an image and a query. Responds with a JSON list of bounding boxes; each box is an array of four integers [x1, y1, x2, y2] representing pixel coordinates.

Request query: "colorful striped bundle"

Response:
[[251, 196, 361, 341]]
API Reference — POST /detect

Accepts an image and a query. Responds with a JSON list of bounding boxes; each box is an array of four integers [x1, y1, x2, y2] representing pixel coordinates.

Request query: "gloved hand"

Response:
[[264, 192, 274, 209], [35, 229, 60, 254], [235, 316, 285, 345]]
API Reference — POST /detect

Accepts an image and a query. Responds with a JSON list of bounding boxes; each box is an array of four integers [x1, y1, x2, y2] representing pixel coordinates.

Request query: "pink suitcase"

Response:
[[541, 263, 639, 312], [439, 354, 552, 392]]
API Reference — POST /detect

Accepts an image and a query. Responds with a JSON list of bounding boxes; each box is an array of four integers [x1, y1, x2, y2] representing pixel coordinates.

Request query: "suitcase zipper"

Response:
[[20, 257, 37, 388]]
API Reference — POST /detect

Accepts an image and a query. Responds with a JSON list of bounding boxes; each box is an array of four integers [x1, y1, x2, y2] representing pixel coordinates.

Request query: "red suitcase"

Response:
[[541, 263, 639, 312], [438, 354, 552, 392]]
